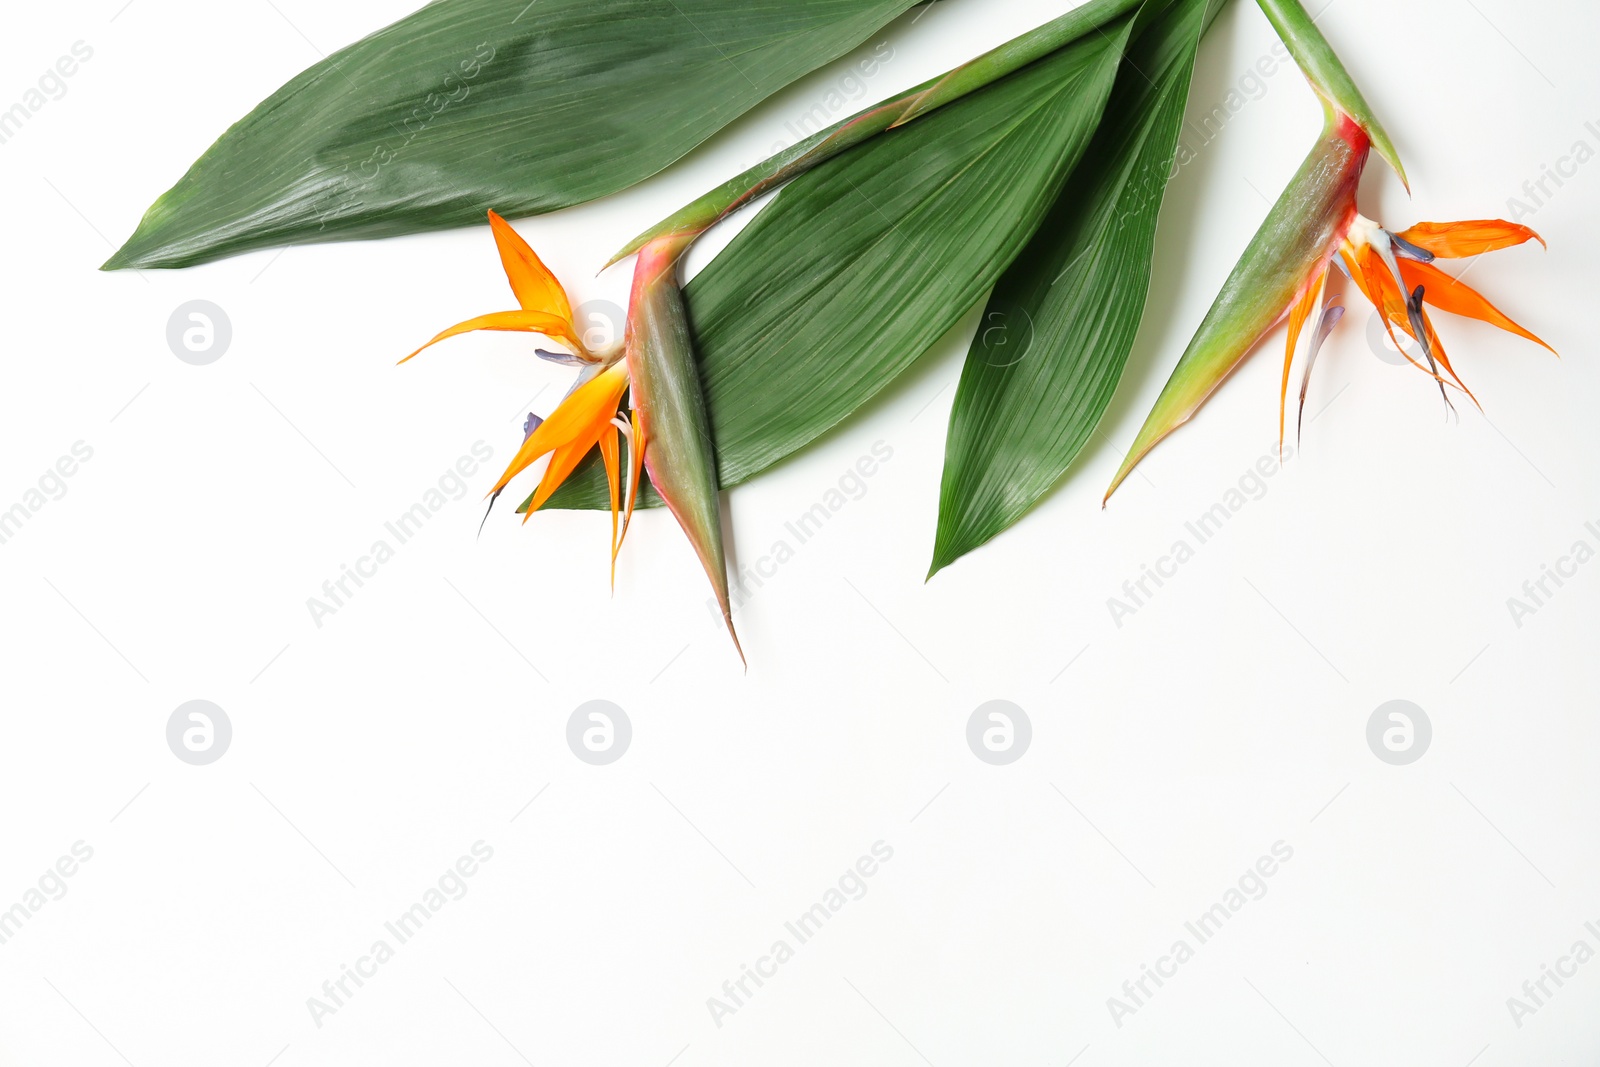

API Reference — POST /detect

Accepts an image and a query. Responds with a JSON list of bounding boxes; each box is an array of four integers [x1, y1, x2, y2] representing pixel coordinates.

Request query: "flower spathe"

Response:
[[1104, 32, 1554, 502], [1104, 113, 1368, 500], [403, 213, 742, 662]]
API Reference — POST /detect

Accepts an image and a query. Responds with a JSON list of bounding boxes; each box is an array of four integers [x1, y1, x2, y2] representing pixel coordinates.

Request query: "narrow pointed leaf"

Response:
[[105, 0, 919, 270], [930, 0, 1213, 575], [545, 10, 1136, 512]]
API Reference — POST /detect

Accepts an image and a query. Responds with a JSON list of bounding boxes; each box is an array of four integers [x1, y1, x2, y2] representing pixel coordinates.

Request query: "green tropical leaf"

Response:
[[610, 0, 1146, 264], [104, 0, 919, 270], [544, 8, 1136, 512], [928, 0, 1215, 574]]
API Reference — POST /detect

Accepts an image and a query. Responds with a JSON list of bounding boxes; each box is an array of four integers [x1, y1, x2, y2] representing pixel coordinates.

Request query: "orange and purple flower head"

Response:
[[404, 213, 742, 662], [1106, 76, 1553, 500]]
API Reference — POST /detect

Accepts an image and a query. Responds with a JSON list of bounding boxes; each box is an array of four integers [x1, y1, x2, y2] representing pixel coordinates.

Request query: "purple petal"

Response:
[[1390, 232, 1436, 263], [1297, 303, 1345, 444], [1405, 284, 1455, 415], [535, 348, 585, 367]]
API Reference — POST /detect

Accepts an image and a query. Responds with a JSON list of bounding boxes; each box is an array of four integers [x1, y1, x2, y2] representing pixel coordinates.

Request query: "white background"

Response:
[[1, 0, 1596, 1064]]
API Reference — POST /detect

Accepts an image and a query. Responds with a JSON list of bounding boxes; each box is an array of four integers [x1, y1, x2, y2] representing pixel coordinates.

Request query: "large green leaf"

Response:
[[928, 0, 1214, 574], [105, 0, 918, 270], [610, 0, 1146, 263], [545, 9, 1135, 511]]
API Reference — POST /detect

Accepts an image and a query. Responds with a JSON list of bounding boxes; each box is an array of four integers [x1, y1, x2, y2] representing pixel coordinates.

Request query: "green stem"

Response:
[[1254, 0, 1407, 189]]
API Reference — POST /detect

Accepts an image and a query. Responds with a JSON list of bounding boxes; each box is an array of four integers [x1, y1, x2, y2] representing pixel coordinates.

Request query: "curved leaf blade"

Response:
[[610, 0, 1147, 264], [929, 0, 1211, 574], [545, 13, 1134, 512], [106, 0, 918, 270]]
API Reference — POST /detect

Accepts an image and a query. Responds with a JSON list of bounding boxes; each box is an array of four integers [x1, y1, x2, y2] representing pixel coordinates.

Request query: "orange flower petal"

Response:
[[491, 362, 629, 496], [1413, 301, 1478, 409], [1349, 245, 1451, 386], [1352, 245, 1410, 348], [1338, 248, 1367, 301], [401, 309, 582, 363], [1398, 259, 1555, 353], [1394, 220, 1544, 259], [488, 211, 574, 323], [598, 426, 622, 586], [617, 409, 646, 559], [523, 439, 594, 520], [1281, 268, 1326, 456]]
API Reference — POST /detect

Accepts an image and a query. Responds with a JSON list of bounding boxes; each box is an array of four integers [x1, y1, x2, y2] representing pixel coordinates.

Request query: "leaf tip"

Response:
[[1102, 458, 1138, 507], [1385, 148, 1410, 196], [926, 530, 971, 582], [101, 241, 142, 271]]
